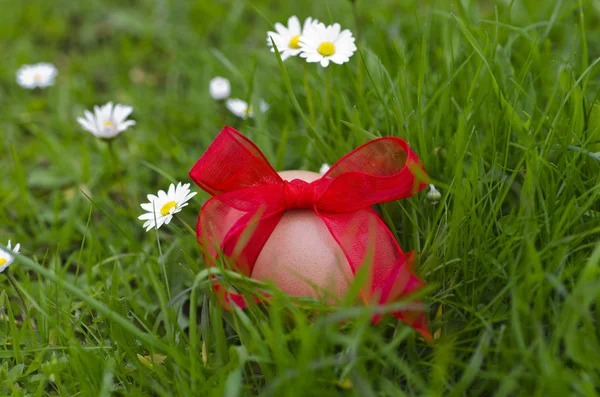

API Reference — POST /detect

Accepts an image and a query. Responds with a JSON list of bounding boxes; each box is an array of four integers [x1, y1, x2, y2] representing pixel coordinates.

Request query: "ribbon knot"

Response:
[[283, 179, 316, 210], [189, 126, 432, 341]]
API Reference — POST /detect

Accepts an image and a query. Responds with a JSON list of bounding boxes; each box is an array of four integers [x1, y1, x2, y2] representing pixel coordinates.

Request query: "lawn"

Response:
[[2, 0, 600, 395]]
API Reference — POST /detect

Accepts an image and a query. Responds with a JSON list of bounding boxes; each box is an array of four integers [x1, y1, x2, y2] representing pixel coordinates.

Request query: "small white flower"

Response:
[[77, 102, 136, 139], [0, 240, 21, 273], [209, 77, 231, 100], [16, 63, 58, 89], [267, 16, 319, 61], [138, 182, 197, 232], [319, 163, 330, 175], [225, 99, 269, 119], [427, 184, 442, 204], [299, 22, 357, 67]]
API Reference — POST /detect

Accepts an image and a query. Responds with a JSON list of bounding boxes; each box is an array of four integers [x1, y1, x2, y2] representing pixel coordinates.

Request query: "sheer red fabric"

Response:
[[189, 126, 431, 341]]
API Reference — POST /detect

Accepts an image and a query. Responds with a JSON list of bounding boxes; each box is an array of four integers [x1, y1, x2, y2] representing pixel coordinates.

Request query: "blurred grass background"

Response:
[[2, 0, 600, 395]]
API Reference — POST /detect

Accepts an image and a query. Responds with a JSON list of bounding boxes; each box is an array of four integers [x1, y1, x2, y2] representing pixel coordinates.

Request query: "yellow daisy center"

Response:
[[318, 42, 335, 56], [0, 258, 6, 266], [289, 35, 301, 49], [104, 120, 114, 128], [34, 74, 41, 82], [160, 201, 177, 216]]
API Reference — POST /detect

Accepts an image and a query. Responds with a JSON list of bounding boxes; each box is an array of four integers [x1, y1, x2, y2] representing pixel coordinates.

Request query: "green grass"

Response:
[[2, 0, 600, 395]]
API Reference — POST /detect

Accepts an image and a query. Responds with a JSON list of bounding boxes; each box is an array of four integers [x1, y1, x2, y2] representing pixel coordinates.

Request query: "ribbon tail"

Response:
[[214, 283, 250, 309], [222, 210, 284, 276], [218, 211, 284, 308], [197, 189, 286, 309], [316, 207, 430, 340], [393, 309, 432, 342], [381, 253, 432, 342]]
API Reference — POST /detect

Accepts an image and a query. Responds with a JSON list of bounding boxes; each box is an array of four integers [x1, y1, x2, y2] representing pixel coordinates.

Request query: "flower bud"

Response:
[[319, 163, 330, 175], [427, 184, 441, 204], [209, 76, 231, 100]]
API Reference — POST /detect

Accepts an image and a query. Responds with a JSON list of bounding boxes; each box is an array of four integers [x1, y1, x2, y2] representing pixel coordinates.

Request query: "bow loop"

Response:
[[283, 179, 316, 210], [189, 126, 282, 196], [317, 137, 428, 212]]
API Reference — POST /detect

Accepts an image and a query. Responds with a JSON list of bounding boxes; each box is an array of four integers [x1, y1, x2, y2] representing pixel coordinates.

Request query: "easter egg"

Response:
[[251, 170, 354, 302]]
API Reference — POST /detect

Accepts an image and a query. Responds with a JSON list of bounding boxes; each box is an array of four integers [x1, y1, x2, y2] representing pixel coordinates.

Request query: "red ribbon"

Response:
[[190, 126, 431, 341]]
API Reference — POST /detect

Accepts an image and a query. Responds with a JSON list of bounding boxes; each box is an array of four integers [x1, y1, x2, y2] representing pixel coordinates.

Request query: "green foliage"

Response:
[[2, 0, 600, 395]]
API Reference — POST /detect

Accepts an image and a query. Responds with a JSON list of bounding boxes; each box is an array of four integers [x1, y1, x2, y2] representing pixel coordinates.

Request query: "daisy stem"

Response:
[[219, 101, 226, 126], [6, 272, 31, 326], [176, 214, 197, 237], [303, 63, 316, 125], [324, 67, 334, 136], [351, 0, 362, 41], [107, 139, 132, 210], [302, 64, 317, 170]]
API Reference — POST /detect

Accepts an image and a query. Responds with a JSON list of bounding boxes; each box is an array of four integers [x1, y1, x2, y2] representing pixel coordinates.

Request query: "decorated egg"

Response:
[[189, 126, 431, 339]]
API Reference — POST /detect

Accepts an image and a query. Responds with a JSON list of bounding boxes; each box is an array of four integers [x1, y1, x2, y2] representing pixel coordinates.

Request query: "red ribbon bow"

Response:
[[190, 126, 431, 341]]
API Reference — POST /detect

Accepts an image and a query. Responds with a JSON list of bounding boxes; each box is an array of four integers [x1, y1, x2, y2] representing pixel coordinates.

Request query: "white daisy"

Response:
[[0, 240, 21, 273], [299, 22, 357, 67], [209, 76, 231, 100], [77, 102, 136, 139], [138, 182, 197, 232], [319, 163, 330, 175], [267, 16, 319, 61], [225, 99, 269, 119], [16, 63, 58, 89]]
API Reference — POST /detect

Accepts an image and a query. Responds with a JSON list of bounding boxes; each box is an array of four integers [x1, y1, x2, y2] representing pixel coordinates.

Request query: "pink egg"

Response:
[[251, 170, 354, 302]]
